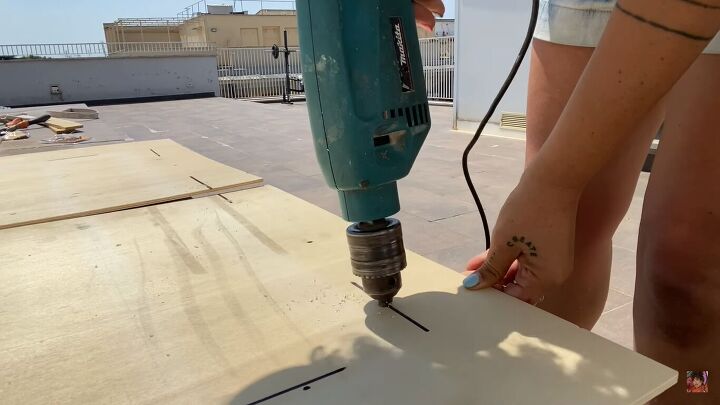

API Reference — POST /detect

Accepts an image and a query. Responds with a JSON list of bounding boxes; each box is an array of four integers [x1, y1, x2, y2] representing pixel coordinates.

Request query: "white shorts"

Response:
[[534, 0, 720, 54]]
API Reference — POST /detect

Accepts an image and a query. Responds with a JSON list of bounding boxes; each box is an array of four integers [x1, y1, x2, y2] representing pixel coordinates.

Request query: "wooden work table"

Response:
[[0, 140, 676, 404], [1, 180, 676, 404]]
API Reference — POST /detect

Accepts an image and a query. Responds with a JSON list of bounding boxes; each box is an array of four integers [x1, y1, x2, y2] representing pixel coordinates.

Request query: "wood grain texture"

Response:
[[45, 117, 84, 130], [0, 139, 262, 230], [0, 186, 676, 405]]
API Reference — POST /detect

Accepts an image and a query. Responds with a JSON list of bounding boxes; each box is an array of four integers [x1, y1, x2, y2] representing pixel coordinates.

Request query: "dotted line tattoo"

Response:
[[677, 0, 720, 10], [616, 2, 716, 41]]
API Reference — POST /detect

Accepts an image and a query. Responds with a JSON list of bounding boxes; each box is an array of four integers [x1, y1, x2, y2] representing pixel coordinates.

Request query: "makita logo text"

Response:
[[394, 23, 407, 66], [390, 17, 413, 92]]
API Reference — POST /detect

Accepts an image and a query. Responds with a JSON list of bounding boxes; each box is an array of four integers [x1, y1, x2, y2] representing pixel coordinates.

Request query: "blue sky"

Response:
[[0, 0, 456, 44], [440, 1, 456, 19]]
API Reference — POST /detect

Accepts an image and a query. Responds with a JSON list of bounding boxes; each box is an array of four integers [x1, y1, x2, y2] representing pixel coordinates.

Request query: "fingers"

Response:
[[503, 265, 544, 304], [467, 252, 520, 291], [462, 245, 549, 306], [413, 3, 435, 32], [463, 245, 520, 291], [465, 251, 489, 271], [413, 0, 445, 32], [501, 261, 520, 286], [415, 0, 445, 16]]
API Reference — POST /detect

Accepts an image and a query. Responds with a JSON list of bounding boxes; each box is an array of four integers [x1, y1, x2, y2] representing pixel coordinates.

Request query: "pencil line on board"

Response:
[[350, 282, 430, 332], [246, 367, 347, 405]]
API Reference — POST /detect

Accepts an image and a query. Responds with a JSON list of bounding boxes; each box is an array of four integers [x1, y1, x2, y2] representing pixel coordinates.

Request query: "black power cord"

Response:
[[461, 0, 541, 250]]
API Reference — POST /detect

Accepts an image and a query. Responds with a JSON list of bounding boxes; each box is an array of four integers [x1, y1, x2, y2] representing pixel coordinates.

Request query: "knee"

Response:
[[637, 220, 720, 346]]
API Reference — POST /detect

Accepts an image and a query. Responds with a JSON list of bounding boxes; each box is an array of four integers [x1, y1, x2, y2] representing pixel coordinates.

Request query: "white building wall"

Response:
[[0, 55, 220, 107], [454, 0, 533, 128], [435, 20, 455, 37]]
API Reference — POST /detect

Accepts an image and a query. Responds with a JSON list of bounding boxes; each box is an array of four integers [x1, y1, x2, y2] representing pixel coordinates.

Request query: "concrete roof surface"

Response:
[[1, 97, 640, 349]]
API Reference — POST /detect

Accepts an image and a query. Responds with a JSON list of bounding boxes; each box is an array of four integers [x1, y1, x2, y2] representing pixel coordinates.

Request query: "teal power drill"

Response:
[[297, 0, 431, 306]]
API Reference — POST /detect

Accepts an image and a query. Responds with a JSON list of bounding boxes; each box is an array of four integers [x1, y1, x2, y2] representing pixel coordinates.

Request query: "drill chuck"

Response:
[[347, 218, 406, 306]]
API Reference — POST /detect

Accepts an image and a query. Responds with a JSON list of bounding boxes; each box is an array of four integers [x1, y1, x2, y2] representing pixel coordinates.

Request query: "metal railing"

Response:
[[178, 0, 209, 18], [111, 17, 187, 27], [1, 37, 453, 103], [1, 43, 108, 58], [241, 0, 296, 12], [178, 0, 296, 18], [0, 42, 216, 59], [216, 37, 455, 102], [419, 36, 454, 101], [217, 47, 302, 100], [107, 42, 216, 56]]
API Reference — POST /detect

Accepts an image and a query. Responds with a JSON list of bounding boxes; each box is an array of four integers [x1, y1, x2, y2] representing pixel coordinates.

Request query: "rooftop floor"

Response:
[[3, 97, 641, 349]]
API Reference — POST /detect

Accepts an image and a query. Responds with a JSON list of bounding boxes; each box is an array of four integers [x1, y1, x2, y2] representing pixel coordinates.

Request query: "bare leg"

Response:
[[636, 54, 720, 404], [527, 39, 664, 328]]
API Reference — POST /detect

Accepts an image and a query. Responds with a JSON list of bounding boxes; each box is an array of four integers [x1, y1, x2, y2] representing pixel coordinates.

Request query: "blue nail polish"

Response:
[[463, 273, 480, 289]]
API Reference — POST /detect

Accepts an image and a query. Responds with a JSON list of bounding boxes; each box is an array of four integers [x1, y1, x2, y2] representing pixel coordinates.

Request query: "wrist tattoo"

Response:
[[616, 2, 716, 41], [506, 235, 539, 257]]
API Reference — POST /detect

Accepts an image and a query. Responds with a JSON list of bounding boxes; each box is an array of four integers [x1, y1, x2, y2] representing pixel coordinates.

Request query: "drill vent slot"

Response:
[[382, 103, 431, 128], [373, 134, 391, 147]]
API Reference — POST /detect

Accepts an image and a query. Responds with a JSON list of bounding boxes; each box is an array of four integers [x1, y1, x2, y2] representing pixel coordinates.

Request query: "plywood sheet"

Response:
[[0, 186, 676, 404], [0, 139, 262, 229]]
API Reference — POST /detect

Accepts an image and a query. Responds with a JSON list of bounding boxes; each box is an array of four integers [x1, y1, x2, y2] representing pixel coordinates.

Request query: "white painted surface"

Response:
[[435, 19, 455, 37], [454, 0, 532, 126], [0, 56, 220, 107]]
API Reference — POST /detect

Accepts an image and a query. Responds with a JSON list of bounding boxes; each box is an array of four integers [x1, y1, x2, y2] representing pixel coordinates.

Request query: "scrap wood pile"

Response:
[[0, 108, 97, 143]]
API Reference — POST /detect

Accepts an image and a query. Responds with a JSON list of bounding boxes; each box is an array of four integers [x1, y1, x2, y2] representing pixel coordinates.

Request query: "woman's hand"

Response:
[[462, 170, 582, 304], [414, 0, 445, 32]]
